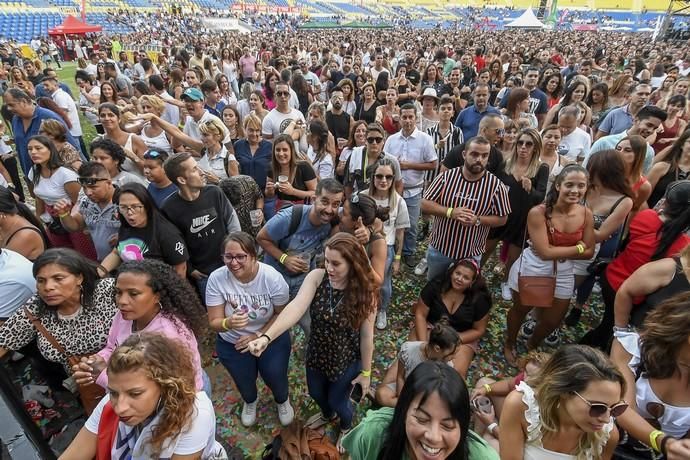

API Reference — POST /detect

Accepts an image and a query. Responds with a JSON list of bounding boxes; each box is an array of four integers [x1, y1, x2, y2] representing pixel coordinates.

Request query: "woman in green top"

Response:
[[343, 361, 499, 460]]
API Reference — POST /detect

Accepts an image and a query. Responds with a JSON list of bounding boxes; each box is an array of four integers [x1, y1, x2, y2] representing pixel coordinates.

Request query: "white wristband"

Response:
[[487, 422, 498, 435]]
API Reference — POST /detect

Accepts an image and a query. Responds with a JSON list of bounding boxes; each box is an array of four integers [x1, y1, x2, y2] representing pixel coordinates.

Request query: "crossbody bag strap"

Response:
[[545, 213, 558, 276], [23, 307, 68, 357]]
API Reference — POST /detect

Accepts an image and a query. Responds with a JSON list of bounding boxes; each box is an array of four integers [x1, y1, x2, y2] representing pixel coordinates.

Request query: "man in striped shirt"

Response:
[[421, 136, 511, 281]]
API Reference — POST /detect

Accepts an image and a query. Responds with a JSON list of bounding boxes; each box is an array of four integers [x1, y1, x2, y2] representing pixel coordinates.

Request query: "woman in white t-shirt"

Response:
[[59, 333, 224, 460], [361, 158, 409, 330], [205, 232, 294, 428], [27, 135, 97, 260]]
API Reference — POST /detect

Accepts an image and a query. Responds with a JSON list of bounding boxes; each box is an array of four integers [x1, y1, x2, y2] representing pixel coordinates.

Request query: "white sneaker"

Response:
[[500, 282, 512, 301], [414, 258, 428, 275], [241, 399, 258, 427], [376, 310, 387, 330], [277, 398, 294, 426]]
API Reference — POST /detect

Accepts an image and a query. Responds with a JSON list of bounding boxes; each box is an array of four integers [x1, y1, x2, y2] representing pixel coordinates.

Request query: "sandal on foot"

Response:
[[503, 343, 518, 367], [305, 412, 336, 430], [337, 428, 352, 454]]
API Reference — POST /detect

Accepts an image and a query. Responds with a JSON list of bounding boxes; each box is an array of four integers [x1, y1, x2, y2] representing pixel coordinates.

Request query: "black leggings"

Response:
[[579, 274, 616, 351]]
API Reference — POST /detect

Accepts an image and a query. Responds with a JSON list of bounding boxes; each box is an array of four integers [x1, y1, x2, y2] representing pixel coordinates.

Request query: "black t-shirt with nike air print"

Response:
[[161, 185, 238, 275]]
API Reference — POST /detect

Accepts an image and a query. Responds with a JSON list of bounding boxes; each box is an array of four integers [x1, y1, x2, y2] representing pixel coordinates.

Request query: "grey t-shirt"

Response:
[[76, 196, 120, 261], [399, 341, 453, 378]]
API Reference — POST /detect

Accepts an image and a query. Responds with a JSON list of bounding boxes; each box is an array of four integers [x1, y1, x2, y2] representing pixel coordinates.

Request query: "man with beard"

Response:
[[421, 136, 510, 280], [328, 55, 357, 86], [257, 178, 344, 336], [325, 88, 352, 153]]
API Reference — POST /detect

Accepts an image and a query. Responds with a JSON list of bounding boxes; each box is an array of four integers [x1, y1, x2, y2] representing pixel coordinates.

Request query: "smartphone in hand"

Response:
[[350, 383, 363, 403]]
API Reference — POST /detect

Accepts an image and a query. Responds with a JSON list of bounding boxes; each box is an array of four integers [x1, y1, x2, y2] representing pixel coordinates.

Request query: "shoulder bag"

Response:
[[517, 216, 557, 308], [23, 307, 106, 415]]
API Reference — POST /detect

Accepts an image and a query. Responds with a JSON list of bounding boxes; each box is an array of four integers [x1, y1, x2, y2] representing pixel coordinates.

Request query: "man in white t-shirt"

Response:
[[557, 106, 591, 162], [261, 81, 307, 153], [43, 77, 85, 157], [180, 88, 230, 149]]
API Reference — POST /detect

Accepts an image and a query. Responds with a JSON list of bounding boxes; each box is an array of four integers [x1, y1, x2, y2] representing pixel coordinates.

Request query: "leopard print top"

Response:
[[0, 278, 117, 371]]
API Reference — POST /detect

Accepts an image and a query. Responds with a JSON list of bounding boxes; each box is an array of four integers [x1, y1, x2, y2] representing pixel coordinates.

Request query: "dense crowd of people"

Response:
[[1, 21, 690, 460]]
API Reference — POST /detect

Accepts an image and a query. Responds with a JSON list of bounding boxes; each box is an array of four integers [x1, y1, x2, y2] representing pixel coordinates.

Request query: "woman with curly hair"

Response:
[[72, 259, 207, 392], [543, 80, 592, 127], [60, 333, 225, 460], [539, 72, 564, 110], [500, 345, 625, 460], [248, 232, 377, 453]]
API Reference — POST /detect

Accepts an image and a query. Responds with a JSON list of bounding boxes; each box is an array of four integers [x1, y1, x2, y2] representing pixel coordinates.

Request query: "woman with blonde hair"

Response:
[[130, 95, 173, 154], [39, 119, 82, 171], [609, 75, 634, 108], [485, 128, 549, 300], [501, 344, 626, 460], [59, 333, 224, 459], [9, 66, 35, 96], [234, 113, 272, 190]]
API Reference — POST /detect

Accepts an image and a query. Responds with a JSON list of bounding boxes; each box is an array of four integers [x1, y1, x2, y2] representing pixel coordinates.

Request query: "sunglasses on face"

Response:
[[374, 173, 394, 181], [573, 391, 628, 418], [517, 140, 534, 147], [275, 91, 290, 97], [78, 177, 108, 186], [367, 137, 384, 144]]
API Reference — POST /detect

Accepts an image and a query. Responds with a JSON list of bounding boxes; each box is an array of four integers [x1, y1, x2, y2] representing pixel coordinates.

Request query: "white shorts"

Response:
[[508, 246, 575, 300], [572, 243, 601, 276]]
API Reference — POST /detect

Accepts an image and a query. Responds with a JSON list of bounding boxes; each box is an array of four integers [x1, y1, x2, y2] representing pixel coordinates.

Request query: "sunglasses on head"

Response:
[[573, 391, 628, 418], [367, 137, 384, 144], [143, 150, 163, 160], [78, 177, 108, 186]]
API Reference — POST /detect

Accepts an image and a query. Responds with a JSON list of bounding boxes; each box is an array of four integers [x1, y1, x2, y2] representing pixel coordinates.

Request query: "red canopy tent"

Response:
[[48, 15, 102, 35]]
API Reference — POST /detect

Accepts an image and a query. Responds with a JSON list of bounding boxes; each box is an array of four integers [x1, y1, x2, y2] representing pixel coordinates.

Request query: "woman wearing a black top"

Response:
[[647, 129, 690, 209], [247, 233, 377, 453], [413, 259, 492, 377], [265, 134, 317, 213], [354, 82, 379, 124], [99, 183, 188, 278]]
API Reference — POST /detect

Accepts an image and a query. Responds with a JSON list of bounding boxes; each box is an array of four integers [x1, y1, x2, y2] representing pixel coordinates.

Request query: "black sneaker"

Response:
[[565, 307, 582, 327]]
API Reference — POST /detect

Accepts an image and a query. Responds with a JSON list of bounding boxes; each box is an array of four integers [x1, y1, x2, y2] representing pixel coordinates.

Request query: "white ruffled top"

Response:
[[615, 330, 690, 438], [517, 381, 614, 460]]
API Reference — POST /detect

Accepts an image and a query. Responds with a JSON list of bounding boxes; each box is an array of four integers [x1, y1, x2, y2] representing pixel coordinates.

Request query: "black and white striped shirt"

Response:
[[425, 124, 463, 183]]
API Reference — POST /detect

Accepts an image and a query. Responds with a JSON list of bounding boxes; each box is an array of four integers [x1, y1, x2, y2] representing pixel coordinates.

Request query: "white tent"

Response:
[[505, 8, 545, 29]]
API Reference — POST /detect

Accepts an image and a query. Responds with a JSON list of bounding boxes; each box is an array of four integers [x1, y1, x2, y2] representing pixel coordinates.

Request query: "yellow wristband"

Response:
[[394, 254, 401, 260], [279, 253, 288, 264], [576, 243, 585, 254], [221, 318, 230, 331], [650, 430, 665, 452], [446, 207, 453, 218], [484, 383, 492, 394], [360, 369, 371, 377], [58, 212, 70, 219]]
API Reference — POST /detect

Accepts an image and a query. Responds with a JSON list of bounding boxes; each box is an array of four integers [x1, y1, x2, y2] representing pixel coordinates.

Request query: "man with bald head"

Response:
[[442, 113, 505, 175]]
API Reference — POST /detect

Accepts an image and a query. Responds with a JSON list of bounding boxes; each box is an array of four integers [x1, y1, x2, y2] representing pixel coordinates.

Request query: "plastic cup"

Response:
[[249, 209, 262, 228], [278, 175, 288, 184]]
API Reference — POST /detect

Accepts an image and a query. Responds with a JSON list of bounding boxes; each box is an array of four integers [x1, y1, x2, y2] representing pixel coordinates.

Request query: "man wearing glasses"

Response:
[[343, 123, 402, 197], [55, 162, 119, 262], [262, 81, 308, 153], [442, 113, 506, 176]]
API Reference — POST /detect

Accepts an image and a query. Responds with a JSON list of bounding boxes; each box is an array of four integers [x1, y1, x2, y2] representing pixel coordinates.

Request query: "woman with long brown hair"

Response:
[[648, 129, 690, 209], [248, 232, 377, 453], [264, 133, 317, 212], [60, 333, 225, 459], [615, 135, 651, 213]]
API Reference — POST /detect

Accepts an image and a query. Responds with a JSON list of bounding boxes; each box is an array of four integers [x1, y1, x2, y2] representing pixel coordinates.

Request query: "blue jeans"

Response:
[[306, 360, 361, 430], [195, 275, 209, 304], [285, 272, 311, 336], [216, 332, 291, 404], [403, 192, 422, 257], [380, 245, 395, 312]]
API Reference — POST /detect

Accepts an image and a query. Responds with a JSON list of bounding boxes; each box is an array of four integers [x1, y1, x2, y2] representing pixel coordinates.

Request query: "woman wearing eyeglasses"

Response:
[[99, 183, 188, 279], [206, 232, 293, 428], [610, 293, 690, 460], [500, 345, 626, 460], [361, 159, 409, 330]]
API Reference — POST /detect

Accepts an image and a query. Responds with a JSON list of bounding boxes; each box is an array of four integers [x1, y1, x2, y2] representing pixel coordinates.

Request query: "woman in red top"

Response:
[[580, 180, 690, 350]]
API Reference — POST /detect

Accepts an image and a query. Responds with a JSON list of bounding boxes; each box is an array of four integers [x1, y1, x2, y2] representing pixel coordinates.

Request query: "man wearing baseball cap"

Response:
[[180, 87, 230, 152]]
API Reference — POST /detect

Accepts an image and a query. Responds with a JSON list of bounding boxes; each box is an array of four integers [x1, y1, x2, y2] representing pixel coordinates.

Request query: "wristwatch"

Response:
[[474, 216, 481, 227]]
